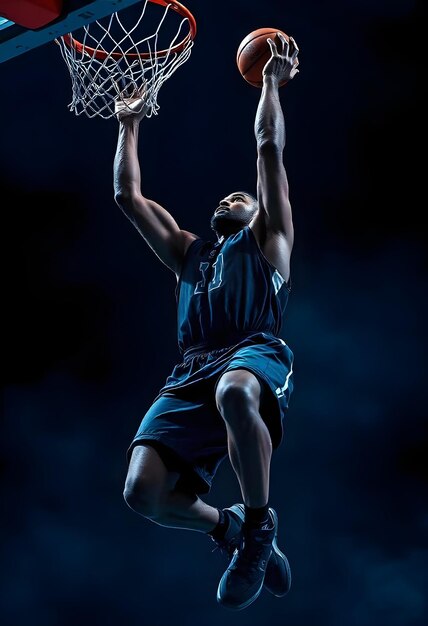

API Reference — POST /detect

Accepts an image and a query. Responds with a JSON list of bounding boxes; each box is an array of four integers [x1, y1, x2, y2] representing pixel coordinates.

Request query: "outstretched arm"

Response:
[[255, 34, 299, 250], [113, 96, 197, 276]]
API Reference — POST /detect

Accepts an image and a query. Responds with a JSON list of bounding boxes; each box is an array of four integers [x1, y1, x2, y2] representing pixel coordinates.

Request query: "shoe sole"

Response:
[[235, 504, 292, 597], [265, 508, 292, 596], [217, 581, 264, 611]]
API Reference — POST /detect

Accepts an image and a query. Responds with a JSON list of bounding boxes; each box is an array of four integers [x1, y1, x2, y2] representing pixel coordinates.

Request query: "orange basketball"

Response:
[[236, 27, 290, 88]]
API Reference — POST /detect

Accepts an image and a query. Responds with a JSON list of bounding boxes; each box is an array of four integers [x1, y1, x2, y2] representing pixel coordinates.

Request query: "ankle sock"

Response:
[[207, 508, 230, 541], [244, 504, 270, 528]]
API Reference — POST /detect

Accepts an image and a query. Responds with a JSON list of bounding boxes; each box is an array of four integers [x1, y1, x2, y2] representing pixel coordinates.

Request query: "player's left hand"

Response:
[[263, 33, 299, 84]]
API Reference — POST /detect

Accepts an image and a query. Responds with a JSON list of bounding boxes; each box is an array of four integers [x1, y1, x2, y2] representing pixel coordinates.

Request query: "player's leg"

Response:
[[124, 443, 249, 581], [124, 393, 247, 552], [124, 444, 219, 531], [214, 368, 287, 609], [215, 369, 272, 509]]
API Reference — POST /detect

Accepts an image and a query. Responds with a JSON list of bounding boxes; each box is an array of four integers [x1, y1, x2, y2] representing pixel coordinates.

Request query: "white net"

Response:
[[55, 0, 195, 119]]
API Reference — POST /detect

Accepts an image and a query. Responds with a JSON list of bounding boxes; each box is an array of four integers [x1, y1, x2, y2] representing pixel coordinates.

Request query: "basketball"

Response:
[[236, 27, 290, 88]]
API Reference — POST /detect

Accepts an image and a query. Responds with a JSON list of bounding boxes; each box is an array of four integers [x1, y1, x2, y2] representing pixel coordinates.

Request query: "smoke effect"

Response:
[[1, 1, 426, 625]]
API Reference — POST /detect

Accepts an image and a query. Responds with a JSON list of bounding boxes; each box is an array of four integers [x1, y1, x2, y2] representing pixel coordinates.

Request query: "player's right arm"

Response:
[[113, 96, 198, 278]]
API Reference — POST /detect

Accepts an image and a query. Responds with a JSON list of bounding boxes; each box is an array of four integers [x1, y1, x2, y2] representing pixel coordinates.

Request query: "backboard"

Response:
[[0, 0, 141, 63]]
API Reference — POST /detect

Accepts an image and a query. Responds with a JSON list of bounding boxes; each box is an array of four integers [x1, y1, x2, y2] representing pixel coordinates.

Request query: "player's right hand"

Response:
[[115, 91, 149, 123]]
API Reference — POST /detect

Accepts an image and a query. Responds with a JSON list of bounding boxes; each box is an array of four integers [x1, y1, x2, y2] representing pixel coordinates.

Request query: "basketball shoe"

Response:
[[211, 504, 291, 605]]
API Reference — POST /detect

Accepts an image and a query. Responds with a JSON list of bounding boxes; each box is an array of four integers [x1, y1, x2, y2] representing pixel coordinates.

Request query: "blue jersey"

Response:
[[175, 226, 290, 355]]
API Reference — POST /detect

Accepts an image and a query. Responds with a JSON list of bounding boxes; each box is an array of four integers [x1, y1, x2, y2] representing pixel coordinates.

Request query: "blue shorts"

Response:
[[126, 332, 294, 495]]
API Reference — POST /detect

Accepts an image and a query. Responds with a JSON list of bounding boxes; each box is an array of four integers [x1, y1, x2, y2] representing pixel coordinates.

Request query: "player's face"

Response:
[[210, 192, 258, 236]]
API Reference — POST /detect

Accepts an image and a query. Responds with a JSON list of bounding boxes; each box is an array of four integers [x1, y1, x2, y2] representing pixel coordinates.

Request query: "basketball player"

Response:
[[113, 32, 299, 610]]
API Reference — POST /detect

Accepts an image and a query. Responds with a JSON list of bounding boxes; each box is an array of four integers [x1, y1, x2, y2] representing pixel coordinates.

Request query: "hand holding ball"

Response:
[[236, 27, 299, 88]]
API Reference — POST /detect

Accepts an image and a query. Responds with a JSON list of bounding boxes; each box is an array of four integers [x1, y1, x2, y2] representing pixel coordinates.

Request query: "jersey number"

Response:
[[194, 253, 224, 294]]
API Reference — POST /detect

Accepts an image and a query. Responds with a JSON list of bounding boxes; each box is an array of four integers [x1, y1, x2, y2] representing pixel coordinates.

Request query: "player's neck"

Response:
[[215, 224, 246, 240]]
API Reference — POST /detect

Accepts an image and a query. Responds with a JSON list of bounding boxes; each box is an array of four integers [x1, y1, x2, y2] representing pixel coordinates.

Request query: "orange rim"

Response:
[[62, 0, 197, 61]]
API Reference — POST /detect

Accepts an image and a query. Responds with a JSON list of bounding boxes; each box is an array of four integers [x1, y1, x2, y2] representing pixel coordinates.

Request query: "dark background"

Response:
[[1, 1, 427, 625]]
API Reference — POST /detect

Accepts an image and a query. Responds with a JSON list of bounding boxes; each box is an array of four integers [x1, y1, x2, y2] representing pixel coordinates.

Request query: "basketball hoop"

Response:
[[55, 0, 197, 119]]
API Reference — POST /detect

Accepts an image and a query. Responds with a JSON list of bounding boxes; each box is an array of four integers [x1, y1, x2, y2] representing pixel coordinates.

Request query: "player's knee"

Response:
[[216, 377, 259, 422], [123, 478, 162, 519]]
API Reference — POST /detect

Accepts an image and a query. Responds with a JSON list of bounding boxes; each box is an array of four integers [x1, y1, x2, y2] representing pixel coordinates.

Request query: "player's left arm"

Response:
[[254, 34, 299, 257]]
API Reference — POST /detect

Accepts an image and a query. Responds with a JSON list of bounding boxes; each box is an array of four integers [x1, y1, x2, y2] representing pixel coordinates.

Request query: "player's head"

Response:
[[210, 191, 259, 237]]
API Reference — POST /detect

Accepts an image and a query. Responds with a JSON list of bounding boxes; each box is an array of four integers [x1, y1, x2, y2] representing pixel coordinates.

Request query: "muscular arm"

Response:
[[113, 101, 197, 277], [255, 35, 299, 247]]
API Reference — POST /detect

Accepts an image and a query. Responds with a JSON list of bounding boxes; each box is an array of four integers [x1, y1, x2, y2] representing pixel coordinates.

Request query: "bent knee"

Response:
[[123, 477, 163, 519]]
